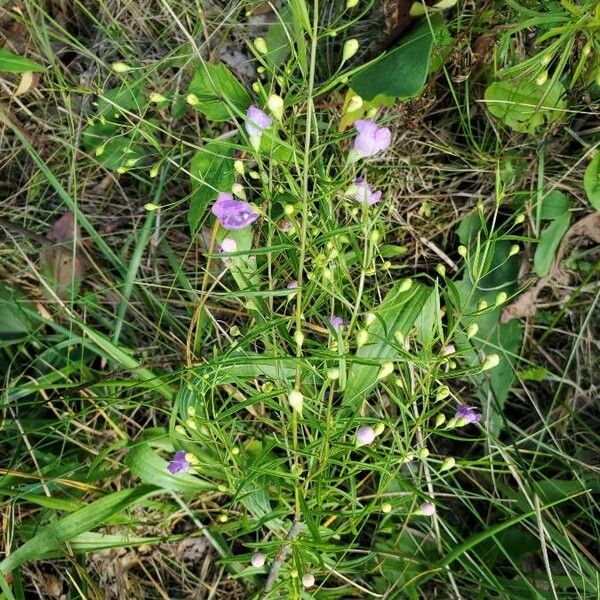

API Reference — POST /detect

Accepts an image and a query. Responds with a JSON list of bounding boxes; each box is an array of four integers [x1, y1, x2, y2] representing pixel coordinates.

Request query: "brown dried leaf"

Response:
[[40, 211, 85, 300]]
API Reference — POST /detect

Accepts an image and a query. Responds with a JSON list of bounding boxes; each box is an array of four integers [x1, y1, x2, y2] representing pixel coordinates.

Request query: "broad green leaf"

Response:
[[97, 82, 147, 119], [95, 136, 145, 170], [540, 190, 570, 220], [351, 19, 446, 101], [584, 152, 600, 211], [188, 63, 251, 121], [344, 282, 432, 405], [0, 486, 156, 573], [0, 48, 44, 73], [188, 139, 236, 230], [126, 443, 215, 493], [484, 78, 566, 133], [534, 212, 570, 276]]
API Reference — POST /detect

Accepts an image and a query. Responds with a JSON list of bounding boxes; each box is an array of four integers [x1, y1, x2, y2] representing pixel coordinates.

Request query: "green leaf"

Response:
[[540, 190, 571, 220], [0, 282, 32, 340], [188, 139, 236, 230], [584, 152, 600, 211], [0, 48, 44, 73], [126, 443, 215, 493], [534, 212, 570, 277], [344, 282, 432, 405], [188, 63, 251, 121], [351, 20, 444, 101], [97, 82, 147, 119], [484, 78, 566, 133], [0, 486, 156, 573], [96, 136, 145, 170]]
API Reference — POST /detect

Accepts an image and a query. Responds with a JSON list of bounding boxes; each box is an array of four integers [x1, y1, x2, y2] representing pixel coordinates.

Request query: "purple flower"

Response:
[[330, 316, 346, 330], [211, 193, 259, 230], [420, 502, 436, 516], [167, 450, 190, 474], [251, 552, 266, 568], [353, 177, 382, 206], [354, 120, 392, 157], [356, 425, 376, 447], [287, 280, 298, 289], [455, 404, 481, 425], [245, 105, 272, 138]]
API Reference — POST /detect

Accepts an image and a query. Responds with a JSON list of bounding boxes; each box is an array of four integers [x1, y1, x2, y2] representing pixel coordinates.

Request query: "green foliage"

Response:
[[0, 282, 32, 340], [484, 78, 566, 133], [187, 62, 251, 121], [584, 151, 600, 211], [188, 139, 236, 230], [0, 48, 44, 73]]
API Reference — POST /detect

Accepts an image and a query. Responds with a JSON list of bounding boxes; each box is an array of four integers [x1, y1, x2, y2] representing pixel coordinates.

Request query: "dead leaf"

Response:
[[502, 213, 600, 322], [40, 211, 85, 300]]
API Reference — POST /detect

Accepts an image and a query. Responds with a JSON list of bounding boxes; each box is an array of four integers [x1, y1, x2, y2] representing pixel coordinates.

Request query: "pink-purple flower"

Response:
[[354, 119, 391, 158], [330, 316, 346, 330], [353, 177, 382, 205], [287, 280, 298, 290], [167, 451, 190, 474], [455, 404, 481, 425], [420, 502, 436, 516], [211, 193, 259, 230], [245, 105, 272, 138], [356, 425, 376, 447]]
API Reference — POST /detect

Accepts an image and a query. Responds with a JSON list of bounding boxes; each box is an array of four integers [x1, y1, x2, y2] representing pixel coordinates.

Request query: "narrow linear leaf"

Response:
[[0, 48, 45, 73]]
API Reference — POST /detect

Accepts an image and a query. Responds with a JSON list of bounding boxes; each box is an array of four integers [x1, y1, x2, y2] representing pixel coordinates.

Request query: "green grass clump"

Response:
[[1, 0, 599, 598]]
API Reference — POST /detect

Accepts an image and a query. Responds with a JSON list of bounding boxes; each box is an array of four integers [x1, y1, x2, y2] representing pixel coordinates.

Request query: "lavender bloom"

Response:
[[356, 425, 376, 447], [211, 193, 259, 230], [245, 105, 272, 138], [287, 280, 298, 289], [167, 450, 190, 474], [220, 237, 237, 253], [251, 552, 266, 568], [354, 119, 392, 157], [420, 502, 436, 516], [455, 404, 481, 425], [330, 316, 346, 330], [353, 177, 382, 206]]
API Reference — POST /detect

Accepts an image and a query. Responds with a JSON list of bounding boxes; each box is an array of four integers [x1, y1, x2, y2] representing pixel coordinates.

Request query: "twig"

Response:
[[263, 518, 305, 594]]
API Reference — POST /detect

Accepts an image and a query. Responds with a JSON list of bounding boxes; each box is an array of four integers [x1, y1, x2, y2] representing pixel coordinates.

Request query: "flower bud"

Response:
[[477, 300, 488, 311], [149, 92, 168, 103], [290, 569, 298, 578], [370, 229, 381, 244], [440, 456, 456, 471], [466, 322, 478, 339], [251, 552, 266, 568], [342, 39, 359, 62], [356, 329, 369, 348], [436, 385, 450, 401], [435, 413, 446, 428], [381, 501, 392, 513], [509, 244, 520, 256], [356, 425, 376, 446], [536, 70, 548, 86], [302, 574, 315, 588], [267, 94, 284, 121], [398, 278, 413, 293], [288, 389, 303, 414], [374, 422, 385, 436], [417, 447, 429, 460], [419, 502, 436, 516], [234, 159, 244, 176], [481, 353, 500, 371], [514, 213, 525, 225], [284, 203, 295, 216], [294, 330, 304, 348], [144, 202, 159, 211], [254, 37, 268, 54], [541, 53, 552, 66], [218, 514, 228, 523], [346, 95, 363, 113], [436, 264, 446, 277], [364, 312, 376, 327], [231, 182, 246, 199], [327, 367, 340, 380], [111, 61, 132, 73], [495, 291, 508, 306], [175, 425, 186, 435], [377, 362, 394, 380], [394, 330, 405, 345], [186, 93, 199, 106], [346, 0, 359, 7], [149, 163, 160, 178], [185, 418, 197, 431], [458, 245, 467, 258]]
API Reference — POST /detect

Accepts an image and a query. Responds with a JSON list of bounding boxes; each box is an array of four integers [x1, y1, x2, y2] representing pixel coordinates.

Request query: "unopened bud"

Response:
[[342, 39, 359, 62], [186, 93, 199, 106], [231, 182, 246, 199], [149, 163, 160, 178], [374, 422, 385, 436], [149, 92, 168, 103], [418, 502, 436, 516], [458, 245, 467, 258], [254, 37, 268, 54], [327, 368, 340, 380], [370, 229, 381, 244], [294, 330, 304, 347], [284, 203, 295, 216], [346, 95, 363, 113], [398, 278, 413, 293], [541, 53, 552, 66], [466, 322, 478, 339], [481, 353, 500, 371], [381, 501, 392, 513], [144, 202, 159, 211], [417, 447, 430, 460], [346, 0, 359, 7], [436, 264, 446, 277], [234, 159, 245, 176], [536, 70, 548, 86], [508, 244, 520, 257], [377, 361, 394, 380], [356, 425, 376, 446], [365, 312, 376, 327], [440, 456, 456, 471], [495, 291, 508, 306], [436, 385, 450, 401], [267, 94, 284, 121], [288, 389, 303, 413], [111, 61, 132, 73], [251, 552, 266, 568], [435, 413, 446, 427], [477, 300, 488, 311], [514, 213, 525, 224]]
